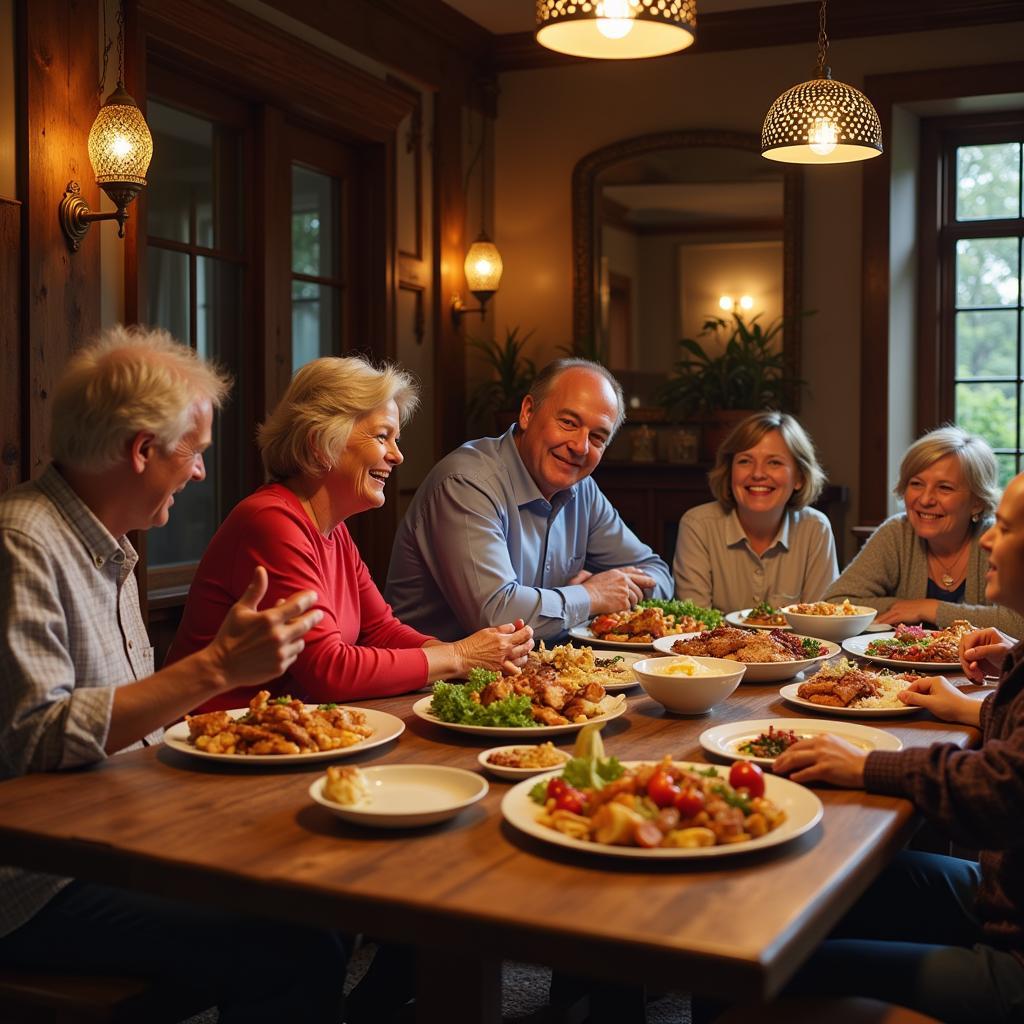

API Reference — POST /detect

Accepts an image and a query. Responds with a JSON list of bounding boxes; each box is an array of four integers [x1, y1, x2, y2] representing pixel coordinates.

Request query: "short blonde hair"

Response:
[[51, 324, 230, 471], [259, 355, 420, 480], [708, 410, 826, 511], [895, 425, 999, 520]]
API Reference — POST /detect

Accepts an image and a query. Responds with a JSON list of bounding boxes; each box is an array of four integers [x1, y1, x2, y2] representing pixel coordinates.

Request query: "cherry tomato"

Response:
[[546, 778, 585, 813], [646, 769, 681, 808], [674, 785, 706, 818], [729, 760, 765, 799]]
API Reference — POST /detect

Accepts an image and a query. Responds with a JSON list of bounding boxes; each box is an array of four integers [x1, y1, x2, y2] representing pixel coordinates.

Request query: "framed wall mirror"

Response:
[[572, 130, 803, 410]]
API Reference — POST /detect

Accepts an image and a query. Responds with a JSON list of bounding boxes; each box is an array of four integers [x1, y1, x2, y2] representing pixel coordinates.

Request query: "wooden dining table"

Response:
[[0, 663, 982, 1023]]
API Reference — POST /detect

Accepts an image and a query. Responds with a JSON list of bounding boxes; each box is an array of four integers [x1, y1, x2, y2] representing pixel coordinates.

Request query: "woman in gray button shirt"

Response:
[[673, 411, 838, 614]]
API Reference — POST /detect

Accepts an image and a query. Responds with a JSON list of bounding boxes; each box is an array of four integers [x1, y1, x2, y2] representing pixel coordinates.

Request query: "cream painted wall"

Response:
[[492, 22, 1024, 540], [0, 0, 15, 199]]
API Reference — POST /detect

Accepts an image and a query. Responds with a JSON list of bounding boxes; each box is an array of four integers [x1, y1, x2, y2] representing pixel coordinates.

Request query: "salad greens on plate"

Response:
[[637, 598, 722, 630], [429, 669, 534, 728]]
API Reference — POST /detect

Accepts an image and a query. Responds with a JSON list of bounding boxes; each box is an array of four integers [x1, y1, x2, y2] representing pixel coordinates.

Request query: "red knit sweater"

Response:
[[167, 484, 431, 711]]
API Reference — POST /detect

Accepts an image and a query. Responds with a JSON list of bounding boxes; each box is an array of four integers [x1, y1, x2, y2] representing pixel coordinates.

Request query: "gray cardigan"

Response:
[[825, 513, 1024, 636]]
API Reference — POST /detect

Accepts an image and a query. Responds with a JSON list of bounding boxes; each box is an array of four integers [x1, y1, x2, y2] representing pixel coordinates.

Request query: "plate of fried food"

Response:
[[699, 717, 902, 768], [779, 658, 922, 717], [841, 620, 973, 671], [501, 757, 822, 859], [164, 690, 406, 764], [725, 603, 791, 631], [416, 644, 631, 737], [652, 626, 839, 682], [572, 599, 722, 648]]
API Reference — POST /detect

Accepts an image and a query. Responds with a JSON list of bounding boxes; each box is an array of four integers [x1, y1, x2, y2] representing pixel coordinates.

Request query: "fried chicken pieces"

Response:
[[672, 626, 804, 663], [476, 647, 625, 726], [797, 667, 882, 707], [590, 606, 696, 643], [186, 690, 373, 755]]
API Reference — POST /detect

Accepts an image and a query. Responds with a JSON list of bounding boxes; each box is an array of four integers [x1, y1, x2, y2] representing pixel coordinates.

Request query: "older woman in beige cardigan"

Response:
[[826, 425, 1024, 634]]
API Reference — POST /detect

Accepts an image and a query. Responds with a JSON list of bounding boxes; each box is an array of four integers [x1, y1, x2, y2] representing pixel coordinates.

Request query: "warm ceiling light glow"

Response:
[[761, 0, 882, 165], [719, 296, 734, 311], [535, 0, 696, 60], [739, 295, 754, 310], [596, 0, 635, 40]]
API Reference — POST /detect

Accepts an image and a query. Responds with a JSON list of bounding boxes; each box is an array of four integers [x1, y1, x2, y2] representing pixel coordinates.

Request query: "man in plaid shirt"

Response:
[[0, 326, 345, 1022], [768, 474, 1024, 1021]]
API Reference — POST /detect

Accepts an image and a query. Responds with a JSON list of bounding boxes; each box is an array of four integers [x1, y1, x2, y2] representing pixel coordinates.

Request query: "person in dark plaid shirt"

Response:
[[0, 325, 345, 1022], [765, 473, 1024, 1021]]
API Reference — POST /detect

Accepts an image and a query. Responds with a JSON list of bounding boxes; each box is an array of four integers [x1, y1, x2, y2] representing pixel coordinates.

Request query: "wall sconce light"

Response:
[[535, 0, 697, 60], [59, 1, 153, 252], [719, 295, 754, 312], [761, 0, 882, 165], [451, 231, 503, 327]]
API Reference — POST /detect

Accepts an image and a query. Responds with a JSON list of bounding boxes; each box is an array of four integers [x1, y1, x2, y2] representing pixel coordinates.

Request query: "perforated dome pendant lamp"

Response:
[[761, 0, 882, 165], [535, 0, 697, 60]]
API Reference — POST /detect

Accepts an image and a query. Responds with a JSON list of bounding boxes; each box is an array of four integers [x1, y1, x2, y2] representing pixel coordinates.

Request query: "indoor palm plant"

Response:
[[467, 326, 537, 431], [658, 311, 805, 457]]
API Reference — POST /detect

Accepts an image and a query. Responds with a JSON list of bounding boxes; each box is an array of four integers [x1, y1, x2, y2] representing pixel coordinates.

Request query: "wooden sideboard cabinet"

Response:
[[592, 461, 850, 567]]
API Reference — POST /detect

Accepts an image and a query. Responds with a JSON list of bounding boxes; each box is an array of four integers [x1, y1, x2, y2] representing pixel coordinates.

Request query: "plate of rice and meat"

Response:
[[652, 626, 839, 682], [164, 690, 405, 764], [699, 717, 903, 767], [779, 659, 923, 717], [842, 620, 973, 671]]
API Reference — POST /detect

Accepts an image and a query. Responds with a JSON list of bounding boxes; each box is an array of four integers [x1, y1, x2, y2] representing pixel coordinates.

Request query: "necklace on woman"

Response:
[[931, 543, 968, 589], [302, 496, 323, 534]]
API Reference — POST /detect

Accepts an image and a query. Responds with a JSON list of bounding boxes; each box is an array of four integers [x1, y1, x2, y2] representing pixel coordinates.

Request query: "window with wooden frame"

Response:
[[920, 112, 1024, 488], [144, 69, 253, 584]]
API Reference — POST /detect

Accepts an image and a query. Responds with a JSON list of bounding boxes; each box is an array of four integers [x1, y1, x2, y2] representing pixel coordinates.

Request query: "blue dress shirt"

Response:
[[384, 428, 672, 641]]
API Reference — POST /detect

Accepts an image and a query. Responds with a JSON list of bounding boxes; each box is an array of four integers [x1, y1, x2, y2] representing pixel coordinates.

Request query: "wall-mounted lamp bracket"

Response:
[[451, 290, 495, 329], [59, 180, 139, 252]]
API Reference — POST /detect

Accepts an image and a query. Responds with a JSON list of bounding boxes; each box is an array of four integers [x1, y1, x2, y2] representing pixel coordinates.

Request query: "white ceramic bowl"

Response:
[[781, 604, 877, 642], [632, 656, 745, 715]]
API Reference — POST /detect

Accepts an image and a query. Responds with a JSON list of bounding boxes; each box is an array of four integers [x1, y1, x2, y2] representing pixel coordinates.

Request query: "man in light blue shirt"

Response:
[[385, 359, 672, 641]]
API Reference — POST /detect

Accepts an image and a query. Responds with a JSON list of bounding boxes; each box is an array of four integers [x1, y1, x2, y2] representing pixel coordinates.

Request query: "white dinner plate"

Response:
[[842, 633, 960, 671], [477, 744, 572, 780], [779, 682, 922, 718], [725, 609, 791, 631], [411, 695, 627, 739], [652, 634, 839, 682], [163, 705, 406, 764], [699, 717, 903, 767], [310, 765, 487, 827], [501, 761, 823, 859], [568, 625, 655, 650]]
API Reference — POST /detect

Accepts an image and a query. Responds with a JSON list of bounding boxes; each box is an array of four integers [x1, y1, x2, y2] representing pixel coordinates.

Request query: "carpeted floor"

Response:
[[181, 943, 691, 1022]]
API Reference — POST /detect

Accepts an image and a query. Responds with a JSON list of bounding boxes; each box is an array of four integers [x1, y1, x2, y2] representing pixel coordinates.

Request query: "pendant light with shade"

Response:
[[535, 0, 697, 60], [59, 0, 154, 251], [761, 0, 882, 165]]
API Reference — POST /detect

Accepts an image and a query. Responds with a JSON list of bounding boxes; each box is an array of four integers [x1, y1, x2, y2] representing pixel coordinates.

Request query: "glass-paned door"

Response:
[[290, 131, 352, 371], [145, 90, 249, 571]]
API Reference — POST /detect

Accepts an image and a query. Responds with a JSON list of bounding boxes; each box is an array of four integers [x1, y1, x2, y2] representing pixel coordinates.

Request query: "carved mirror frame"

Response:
[[572, 130, 804, 409]]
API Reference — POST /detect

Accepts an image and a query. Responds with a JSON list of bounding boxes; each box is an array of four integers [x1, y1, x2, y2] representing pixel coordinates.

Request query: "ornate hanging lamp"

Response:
[[535, 0, 697, 60], [761, 0, 881, 165]]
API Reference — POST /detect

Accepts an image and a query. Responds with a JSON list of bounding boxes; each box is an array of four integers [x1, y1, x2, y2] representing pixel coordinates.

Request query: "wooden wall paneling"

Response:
[[0, 198, 22, 493], [433, 85, 467, 456], [859, 59, 1024, 525], [18, 0, 101, 477]]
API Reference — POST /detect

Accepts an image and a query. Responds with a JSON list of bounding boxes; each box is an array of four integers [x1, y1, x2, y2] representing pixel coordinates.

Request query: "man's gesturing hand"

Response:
[[205, 566, 322, 689], [582, 567, 658, 614]]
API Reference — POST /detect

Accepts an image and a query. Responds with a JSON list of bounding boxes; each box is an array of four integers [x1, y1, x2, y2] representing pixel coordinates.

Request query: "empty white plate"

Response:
[[310, 764, 488, 828]]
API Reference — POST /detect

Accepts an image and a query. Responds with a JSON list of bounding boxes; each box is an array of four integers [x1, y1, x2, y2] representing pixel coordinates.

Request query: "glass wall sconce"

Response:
[[59, 83, 154, 251], [451, 231, 503, 327]]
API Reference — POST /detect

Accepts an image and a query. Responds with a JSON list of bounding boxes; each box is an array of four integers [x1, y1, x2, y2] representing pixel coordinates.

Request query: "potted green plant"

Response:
[[467, 326, 537, 434], [658, 312, 805, 458]]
